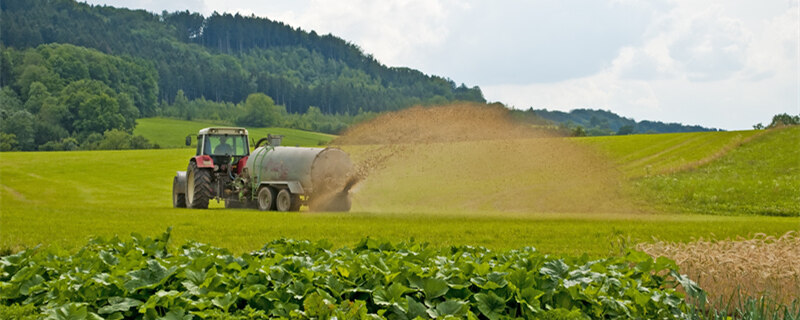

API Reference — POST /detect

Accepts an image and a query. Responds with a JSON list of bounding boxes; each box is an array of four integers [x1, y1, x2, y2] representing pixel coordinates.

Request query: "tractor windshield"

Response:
[[205, 134, 248, 156]]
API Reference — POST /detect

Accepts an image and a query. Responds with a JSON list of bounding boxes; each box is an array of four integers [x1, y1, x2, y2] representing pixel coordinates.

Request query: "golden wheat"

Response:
[[639, 231, 800, 308]]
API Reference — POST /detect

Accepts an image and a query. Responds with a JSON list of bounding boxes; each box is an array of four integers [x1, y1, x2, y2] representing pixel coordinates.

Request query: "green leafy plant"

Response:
[[1, 229, 700, 319]]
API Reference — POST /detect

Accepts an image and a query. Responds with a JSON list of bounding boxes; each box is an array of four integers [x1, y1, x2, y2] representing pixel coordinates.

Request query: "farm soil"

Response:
[[333, 103, 639, 214]]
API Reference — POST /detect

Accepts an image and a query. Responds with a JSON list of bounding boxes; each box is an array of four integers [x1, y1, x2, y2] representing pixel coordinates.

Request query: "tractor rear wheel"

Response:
[[257, 186, 275, 211], [172, 176, 186, 208], [186, 161, 212, 209], [276, 189, 293, 212]]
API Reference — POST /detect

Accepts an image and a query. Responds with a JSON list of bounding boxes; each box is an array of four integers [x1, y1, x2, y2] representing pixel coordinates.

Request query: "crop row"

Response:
[[1, 229, 700, 319]]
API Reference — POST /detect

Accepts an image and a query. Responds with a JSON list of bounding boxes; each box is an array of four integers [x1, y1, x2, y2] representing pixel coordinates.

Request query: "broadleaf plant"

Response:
[[0, 230, 700, 319]]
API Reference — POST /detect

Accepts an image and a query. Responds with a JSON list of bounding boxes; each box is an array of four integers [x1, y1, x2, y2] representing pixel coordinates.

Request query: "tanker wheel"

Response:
[[289, 195, 301, 212], [257, 186, 275, 211], [185, 161, 211, 209], [172, 176, 186, 208], [275, 189, 295, 212]]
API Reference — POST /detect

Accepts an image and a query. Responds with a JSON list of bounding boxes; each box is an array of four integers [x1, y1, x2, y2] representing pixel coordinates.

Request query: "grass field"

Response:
[[577, 129, 764, 178], [637, 126, 800, 216], [134, 117, 335, 148], [2, 126, 798, 257]]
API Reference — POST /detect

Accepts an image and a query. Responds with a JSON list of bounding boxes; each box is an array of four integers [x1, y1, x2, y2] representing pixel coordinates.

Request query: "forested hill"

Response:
[[0, 0, 485, 116], [529, 109, 717, 135]]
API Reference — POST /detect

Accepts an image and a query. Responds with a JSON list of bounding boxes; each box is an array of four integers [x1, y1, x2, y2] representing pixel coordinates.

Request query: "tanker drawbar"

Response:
[[172, 127, 354, 212]]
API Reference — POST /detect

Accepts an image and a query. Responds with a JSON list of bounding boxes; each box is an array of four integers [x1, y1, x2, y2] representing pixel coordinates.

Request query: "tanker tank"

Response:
[[245, 146, 354, 211]]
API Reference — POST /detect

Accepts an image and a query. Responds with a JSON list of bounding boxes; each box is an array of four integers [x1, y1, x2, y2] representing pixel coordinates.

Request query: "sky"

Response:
[[84, 0, 799, 130]]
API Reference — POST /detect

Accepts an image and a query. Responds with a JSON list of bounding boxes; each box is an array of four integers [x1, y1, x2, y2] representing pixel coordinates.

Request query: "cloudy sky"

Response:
[[85, 0, 798, 130]]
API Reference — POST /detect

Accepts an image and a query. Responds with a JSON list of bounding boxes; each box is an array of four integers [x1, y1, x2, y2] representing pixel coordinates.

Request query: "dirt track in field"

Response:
[[332, 103, 639, 214]]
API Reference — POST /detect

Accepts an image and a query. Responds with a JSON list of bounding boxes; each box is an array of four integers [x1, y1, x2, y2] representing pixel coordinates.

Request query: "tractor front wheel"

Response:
[[186, 161, 212, 209]]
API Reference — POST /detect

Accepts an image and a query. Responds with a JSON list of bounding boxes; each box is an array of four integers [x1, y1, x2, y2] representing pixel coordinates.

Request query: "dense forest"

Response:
[[0, 0, 485, 150], [0, 0, 484, 111], [525, 108, 717, 136], [0, 44, 157, 151]]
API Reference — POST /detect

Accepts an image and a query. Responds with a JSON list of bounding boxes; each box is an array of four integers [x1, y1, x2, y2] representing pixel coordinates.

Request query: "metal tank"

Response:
[[245, 146, 353, 210]]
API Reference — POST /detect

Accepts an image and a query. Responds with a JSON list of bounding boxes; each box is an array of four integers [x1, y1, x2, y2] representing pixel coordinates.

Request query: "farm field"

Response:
[[2, 110, 800, 318], [577, 129, 764, 178], [2, 124, 798, 256], [636, 126, 800, 216], [134, 117, 335, 148]]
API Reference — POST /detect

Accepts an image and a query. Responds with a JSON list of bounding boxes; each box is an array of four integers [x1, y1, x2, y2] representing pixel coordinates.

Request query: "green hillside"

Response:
[[579, 127, 798, 216], [1, 0, 484, 114], [578, 130, 764, 178], [134, 117, 335, 148], [636, 126, 800, 216]]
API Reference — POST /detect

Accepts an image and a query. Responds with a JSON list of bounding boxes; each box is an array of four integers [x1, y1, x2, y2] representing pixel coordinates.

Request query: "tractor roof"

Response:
[[198, 127, 248, 136]]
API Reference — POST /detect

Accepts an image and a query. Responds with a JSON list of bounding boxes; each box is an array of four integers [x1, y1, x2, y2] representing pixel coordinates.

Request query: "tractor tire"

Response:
[[172, 176, 186, 208], [275, 189, 293, 212], [257, 186, 275, 211], [186, 161, 212, 209]]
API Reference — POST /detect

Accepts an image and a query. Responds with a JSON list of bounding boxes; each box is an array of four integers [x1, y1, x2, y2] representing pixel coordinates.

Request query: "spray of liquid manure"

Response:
[[331, 103, 638, 214]]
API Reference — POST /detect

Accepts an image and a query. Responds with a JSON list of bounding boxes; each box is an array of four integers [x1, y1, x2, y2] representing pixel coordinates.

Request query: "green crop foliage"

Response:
[[0, 230, 701, 319], [134, 117, 335, 148]]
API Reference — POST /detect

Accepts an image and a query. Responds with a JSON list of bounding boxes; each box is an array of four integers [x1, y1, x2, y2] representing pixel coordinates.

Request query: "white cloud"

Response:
[[482, 76, 662, 122], [267, 0, 464, 67], [485, 0, 799, 129]]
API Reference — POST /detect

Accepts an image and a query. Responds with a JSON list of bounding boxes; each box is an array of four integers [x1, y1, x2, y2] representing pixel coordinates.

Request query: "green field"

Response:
[[580, 127, 799, 216], [578, 129, 764, 178], [134, 117, 335, 148], [2, 126, 798, 257], [637, 126, 800, 216]]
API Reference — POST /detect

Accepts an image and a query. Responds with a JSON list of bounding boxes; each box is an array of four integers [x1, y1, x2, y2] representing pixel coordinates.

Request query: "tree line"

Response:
[[160, 90, 379, 135], [753, 114, 800, 130], [1, 0, 485, 117], [0, 44, 157, 151], [524, 108, 718, 136]]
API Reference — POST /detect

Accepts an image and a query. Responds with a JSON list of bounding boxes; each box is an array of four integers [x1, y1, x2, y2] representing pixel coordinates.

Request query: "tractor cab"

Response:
[[187, 127, 249, 172], [198, 127, 248, 155]]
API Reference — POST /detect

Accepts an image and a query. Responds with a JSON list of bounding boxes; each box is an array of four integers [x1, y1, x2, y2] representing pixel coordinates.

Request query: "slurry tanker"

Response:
[[172, 127, 353, 211]]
